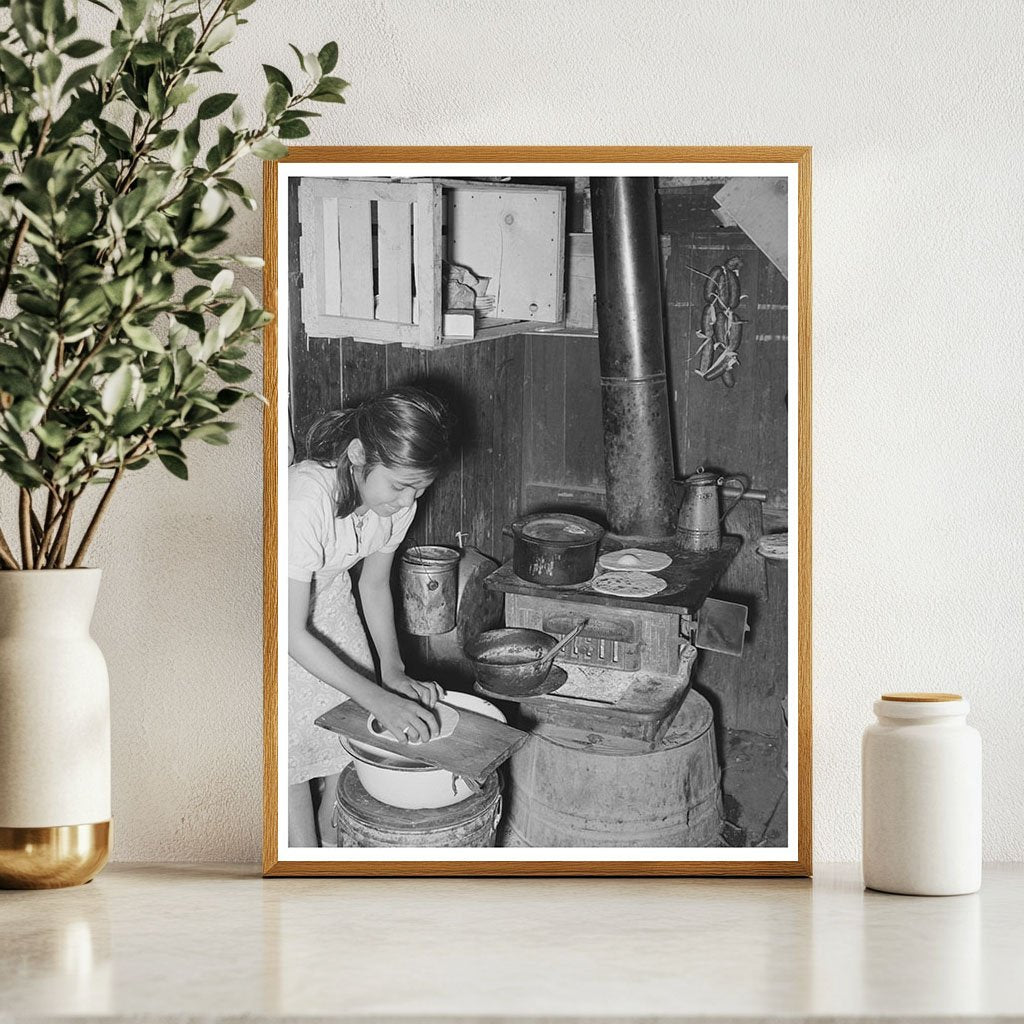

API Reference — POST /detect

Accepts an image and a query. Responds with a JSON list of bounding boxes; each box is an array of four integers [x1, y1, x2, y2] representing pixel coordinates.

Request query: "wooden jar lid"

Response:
[[881, 692, 962, 702]]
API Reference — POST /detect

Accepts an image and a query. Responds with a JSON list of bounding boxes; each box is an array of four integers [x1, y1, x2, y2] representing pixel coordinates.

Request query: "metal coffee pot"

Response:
[[676, 468, 747, 552]]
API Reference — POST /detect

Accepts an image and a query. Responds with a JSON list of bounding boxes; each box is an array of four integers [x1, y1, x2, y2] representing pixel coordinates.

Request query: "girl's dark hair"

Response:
[[304, 386, 456, 518]]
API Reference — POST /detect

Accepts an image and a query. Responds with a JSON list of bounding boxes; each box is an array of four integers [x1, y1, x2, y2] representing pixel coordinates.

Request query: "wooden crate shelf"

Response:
[[297, 177, 567, 349]]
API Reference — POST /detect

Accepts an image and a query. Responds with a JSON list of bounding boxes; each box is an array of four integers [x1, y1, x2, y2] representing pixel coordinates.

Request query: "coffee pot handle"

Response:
[[719, 474, 750, 521]]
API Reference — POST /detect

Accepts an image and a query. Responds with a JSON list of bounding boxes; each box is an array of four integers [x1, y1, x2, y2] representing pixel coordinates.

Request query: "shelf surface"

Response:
[[2, 862, 1022, 1021]]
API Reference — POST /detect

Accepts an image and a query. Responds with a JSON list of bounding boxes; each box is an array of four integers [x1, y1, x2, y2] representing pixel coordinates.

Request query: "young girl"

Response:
[[287, 386, 456, 847]]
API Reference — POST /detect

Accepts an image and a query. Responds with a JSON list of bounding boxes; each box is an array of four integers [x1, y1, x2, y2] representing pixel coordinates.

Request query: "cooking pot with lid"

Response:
[[504, 512, 604, 586]]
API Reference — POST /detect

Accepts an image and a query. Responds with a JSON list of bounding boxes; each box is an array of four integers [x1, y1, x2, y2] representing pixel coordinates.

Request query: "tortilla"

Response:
[[598, 548, 673, 573], [591, 570, 668, 598], [367, 702, 460, 744]]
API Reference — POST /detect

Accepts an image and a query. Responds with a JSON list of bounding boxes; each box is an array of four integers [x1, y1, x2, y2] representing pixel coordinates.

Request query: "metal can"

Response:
[[398, 546, 460, 635]]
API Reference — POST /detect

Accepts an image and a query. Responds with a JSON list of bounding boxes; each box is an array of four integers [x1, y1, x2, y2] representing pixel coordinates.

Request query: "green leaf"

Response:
[[0, 50, 33, 87], [262, 64, 292, 94], [250, 138, 287, 160], [318, 41, 339, 75], [215, 388, 247, 408], [189, 423, 231, 445], [318, 75, 349, 93], [198, 91, 237, 119], [63, 38, 104, 58], [309, 88, 346, 104], [132, 42, 168, 66], [38, 51, 63, 86], [121, 0, 152, 33], [123, 322, 164, 353], [60, 63, 97, 96], [166, 82, 200, 107], [264, 82, 289, 117], [217, 296, 247, 339], [9, 399, 45, 432], [173, 27, 196, 65], [101, 365, 133, 415], [146, 74, 166, 117], [112, 405, 152, 435], [213, 362, 251, 384], [181, 365, 206, 391], [210, 269, 234, 294], [299, 51, 321, 80], [42, 0, 66, 33], [34, 421, 70, 449], [158, 452, 188, 479], [203, 16, 236, 53], [96, 43, 128, 81], [277, 120, 310, 140]]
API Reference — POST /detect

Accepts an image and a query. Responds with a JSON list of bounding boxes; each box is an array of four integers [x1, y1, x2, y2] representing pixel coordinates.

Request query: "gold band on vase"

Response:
[[0, 821, 111, 889]]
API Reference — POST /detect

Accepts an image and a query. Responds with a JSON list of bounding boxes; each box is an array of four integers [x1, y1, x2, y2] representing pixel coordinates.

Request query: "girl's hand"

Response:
[[367, 688, 440, 744], [382, 672, 446, 709]]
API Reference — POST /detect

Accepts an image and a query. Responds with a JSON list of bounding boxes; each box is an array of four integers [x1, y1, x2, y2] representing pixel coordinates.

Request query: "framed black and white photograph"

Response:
[[262, 147, 811, 877]]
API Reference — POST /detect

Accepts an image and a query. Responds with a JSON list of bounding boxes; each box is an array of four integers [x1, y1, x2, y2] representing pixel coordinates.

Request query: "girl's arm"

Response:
[[288, 577, 439, 742], [358, 550, 444, 708]]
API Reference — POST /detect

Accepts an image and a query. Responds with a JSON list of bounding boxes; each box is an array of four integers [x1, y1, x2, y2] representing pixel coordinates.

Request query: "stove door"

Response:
[[693, 597, 749, 657]]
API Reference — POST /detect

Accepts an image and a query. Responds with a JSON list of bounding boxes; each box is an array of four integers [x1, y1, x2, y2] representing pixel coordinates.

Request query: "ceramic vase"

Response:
[[862, 692, 982, 896], [0, 569, 111, 888]]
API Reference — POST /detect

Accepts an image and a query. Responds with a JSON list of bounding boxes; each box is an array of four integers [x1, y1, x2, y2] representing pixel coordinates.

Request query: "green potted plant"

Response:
[[0, 0, 345, 887]]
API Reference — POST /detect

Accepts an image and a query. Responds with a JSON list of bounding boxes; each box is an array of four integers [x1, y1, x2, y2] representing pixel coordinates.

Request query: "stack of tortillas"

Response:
[[756, 533, 788, 561], [591, 571, 668, 598], [598, 547, 673, 573]]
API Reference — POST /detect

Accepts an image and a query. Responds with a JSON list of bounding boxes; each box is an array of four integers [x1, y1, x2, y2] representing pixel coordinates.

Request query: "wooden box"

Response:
[[296, 177, 566, 349]]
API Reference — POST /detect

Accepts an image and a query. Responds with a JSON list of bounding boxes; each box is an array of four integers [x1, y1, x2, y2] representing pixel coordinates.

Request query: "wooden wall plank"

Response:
[[377, 200, 413, 324], [523, 336, 566, 486], [337, 199, 374, 319], [493, 336, 525, 563], [321, 196, 341, 316], [561, 336, 603, 489], [460, 339, 497, 556]]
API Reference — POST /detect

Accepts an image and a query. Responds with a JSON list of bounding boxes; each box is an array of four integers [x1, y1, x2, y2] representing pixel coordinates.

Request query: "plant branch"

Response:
[[0, 113, 53, 309], [0, 527, 20, 570], [70, 465, 124, 567], [46, 298, 141, 413], [18, 489, 34, 569], [45, 491, 80, 569]]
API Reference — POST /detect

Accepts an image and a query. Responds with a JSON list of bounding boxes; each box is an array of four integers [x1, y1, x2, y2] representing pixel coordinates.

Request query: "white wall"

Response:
[[63, 0, 1024, 862]]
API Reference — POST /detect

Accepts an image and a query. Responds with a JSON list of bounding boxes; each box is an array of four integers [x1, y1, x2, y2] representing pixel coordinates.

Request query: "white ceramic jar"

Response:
[[862, 693, 981, 895]]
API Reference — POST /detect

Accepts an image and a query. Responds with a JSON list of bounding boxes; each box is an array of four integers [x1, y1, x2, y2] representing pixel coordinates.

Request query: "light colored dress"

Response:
[[287, 460, 417, 786]]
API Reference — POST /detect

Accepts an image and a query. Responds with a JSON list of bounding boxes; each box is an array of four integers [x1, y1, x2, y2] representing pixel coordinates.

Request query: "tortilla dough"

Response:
[[591, 570, 668, 598], [598, 547, 673, 573], [367, 702, 460, 744]]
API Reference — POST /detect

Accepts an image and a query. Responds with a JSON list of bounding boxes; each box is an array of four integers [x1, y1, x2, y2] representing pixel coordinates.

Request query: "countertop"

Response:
[[3, 862, 1022, 1022]]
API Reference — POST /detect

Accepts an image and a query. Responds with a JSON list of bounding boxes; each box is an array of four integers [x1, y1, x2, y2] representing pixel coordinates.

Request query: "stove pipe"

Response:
[[591, 177, 676, 539]]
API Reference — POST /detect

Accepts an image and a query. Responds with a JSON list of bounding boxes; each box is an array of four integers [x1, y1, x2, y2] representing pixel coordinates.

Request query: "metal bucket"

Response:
[[398, 546, 460, 636]]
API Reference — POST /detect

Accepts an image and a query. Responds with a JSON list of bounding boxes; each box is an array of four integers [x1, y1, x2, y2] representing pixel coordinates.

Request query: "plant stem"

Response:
[[0, 113, 52, 309], [0, 527, 19, 570], [18, 489, 34, 569], [70, 466, 124, 568], [46, 299, 139, 413], [45, 492, 79, 569], [36, 487, 66, 566]]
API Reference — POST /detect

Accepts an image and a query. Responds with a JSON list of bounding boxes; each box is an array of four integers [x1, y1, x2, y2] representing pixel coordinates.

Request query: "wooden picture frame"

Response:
[[263, 147, 812, 877]]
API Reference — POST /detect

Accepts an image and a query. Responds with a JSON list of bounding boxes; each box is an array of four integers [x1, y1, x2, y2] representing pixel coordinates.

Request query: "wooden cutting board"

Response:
[[315, 699, 527, 782]]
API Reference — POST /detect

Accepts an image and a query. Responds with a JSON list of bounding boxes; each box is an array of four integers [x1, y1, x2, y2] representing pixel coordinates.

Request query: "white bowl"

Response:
[[339, 691, 505, 810]]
